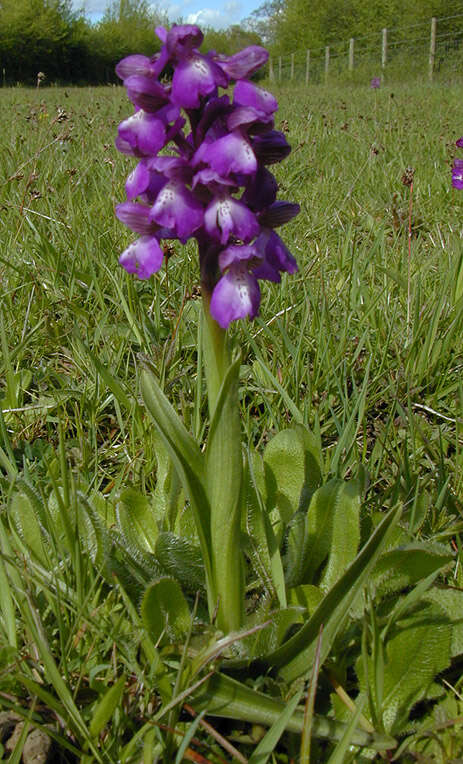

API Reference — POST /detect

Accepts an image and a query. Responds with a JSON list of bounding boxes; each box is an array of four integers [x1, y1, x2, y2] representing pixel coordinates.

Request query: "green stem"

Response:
[[201, 292, 230, 416], [201, 293, 244, 632]]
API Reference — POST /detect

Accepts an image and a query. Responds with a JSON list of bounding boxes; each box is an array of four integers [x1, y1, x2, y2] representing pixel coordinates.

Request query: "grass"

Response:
[[1, 76, 463, 761]]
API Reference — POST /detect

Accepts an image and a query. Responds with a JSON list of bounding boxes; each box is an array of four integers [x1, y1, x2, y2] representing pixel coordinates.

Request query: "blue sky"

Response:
[[75, 0, 264, 29]]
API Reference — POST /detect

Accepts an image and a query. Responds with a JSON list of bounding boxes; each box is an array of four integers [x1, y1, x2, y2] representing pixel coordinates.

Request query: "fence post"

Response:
[[349, 38, 354, 71], [429, 16, 437, 81], [278, 55, 282, 82], [269, 57, 274, 81], [382, 28, 387, 69], [325, 46, 330, 83], [305, 49, 310, 85], [290, 52, 295, 80]]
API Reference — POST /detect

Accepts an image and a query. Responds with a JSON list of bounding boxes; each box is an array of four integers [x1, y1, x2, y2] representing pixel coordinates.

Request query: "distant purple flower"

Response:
[[370, 77, 381, 89], [452, 158, 463, 190], [114, 24, 299, 328], [456, 137, 463, 148]]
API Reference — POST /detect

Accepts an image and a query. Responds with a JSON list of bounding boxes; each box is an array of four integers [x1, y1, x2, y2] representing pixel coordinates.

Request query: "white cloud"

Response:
[[186, 2, 242, 29], [72, 0, 250, 28]]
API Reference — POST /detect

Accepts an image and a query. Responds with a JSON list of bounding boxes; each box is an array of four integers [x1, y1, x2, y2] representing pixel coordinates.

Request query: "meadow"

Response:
[[1, 78, 463, 762]]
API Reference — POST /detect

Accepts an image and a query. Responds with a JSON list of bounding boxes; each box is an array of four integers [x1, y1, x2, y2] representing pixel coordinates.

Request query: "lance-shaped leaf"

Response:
[[266, 505, 400, 682], [191, 673, 396, 751], [205, 355, 244, 632], [141, 368, 214, 610]]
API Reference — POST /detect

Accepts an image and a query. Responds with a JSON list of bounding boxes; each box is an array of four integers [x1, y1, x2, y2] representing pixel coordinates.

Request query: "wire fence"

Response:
[[267, 13, 463, 85]]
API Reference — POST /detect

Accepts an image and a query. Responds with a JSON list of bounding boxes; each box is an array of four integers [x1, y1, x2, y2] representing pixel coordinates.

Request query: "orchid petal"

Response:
[[171, 55, 225, 108], [116, 55, 157, 80], [234, 80, 278, 115], [150, 181, 204, 240], [118, 110, 167, 156], [253, 229, 298, 279], [194, 131, 257, 178], [252, 130, 291, 165], [259, 201, 300, 228], [119, 236, 164, 279], [210, 264, 261, 328], [167, 24, 203, 56], [204, 196, 259, 244], [124, 74, 169, 112], [116, 202, 158, 235], [216, 46, 268, 79]]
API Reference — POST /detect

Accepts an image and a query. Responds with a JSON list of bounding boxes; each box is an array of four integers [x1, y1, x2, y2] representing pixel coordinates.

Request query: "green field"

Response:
[[1, 80, 463, 761]]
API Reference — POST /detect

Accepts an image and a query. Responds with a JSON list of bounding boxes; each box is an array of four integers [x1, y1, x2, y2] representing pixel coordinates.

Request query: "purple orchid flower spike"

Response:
[[114, 23, 299, 328], [370, 77, 381, 89]]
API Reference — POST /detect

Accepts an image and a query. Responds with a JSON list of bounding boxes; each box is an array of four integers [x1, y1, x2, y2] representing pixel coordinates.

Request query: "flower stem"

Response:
[[201, 291, 230, 417]]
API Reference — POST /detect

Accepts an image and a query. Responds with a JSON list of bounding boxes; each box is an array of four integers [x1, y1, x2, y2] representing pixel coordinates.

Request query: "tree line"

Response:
[[0, 0, 262, 85], [247, 0, 463, 55], [2, 0, 463, 86]]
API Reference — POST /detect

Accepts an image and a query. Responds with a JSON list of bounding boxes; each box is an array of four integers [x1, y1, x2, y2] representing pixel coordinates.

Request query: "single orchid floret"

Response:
[[162, 24, 229, 109], [227, 81, 277, 132], [204, 194, 260, 244], [149, 181, 204, 241], [171, 56, 228, 109], [193, 131, 257, 180], [119, 236, 164, 279], [457, 137, 463, 148], [452, 157, 463, 190], [118, 107, 177, 157], [210, 245, 262, 328]]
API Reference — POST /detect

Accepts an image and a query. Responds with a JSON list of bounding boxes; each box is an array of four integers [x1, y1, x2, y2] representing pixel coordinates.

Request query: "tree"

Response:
[[0, 0, 75, 82]]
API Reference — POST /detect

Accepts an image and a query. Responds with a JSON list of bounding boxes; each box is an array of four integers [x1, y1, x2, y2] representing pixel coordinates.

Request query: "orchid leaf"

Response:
[[151, 430, 184, 533], [141, 576, 191, 645], [116, 487, 159, 554], [245, 452, 286, 607], [263, 425, 322, 525], [284, 478, 360, 590], [247, 689, 303, 764], [424, 588, 463, 657], [205, 354, 244, 631], [371, 543, 453, 599], [155, 532, 205, 594], [267, 505, 400, 682], [310, 479, 360, 591], [357, 599, 452, 734], [192, 673, 396, 750], [9, 490, 48, 566], [140, 368, 213, 602]]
